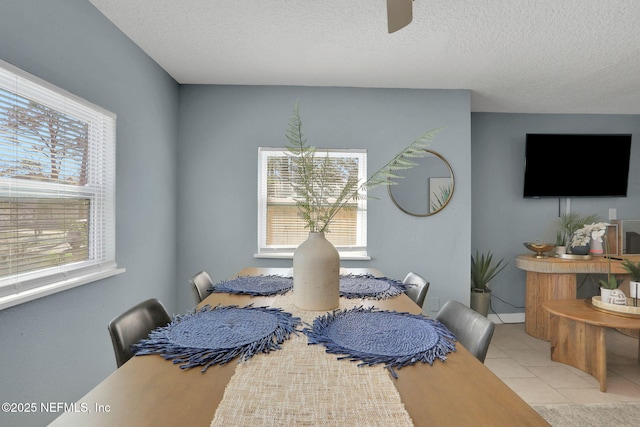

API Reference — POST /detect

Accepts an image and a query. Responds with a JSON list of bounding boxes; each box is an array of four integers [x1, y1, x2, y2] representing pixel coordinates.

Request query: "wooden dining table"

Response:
[[50, 267, 549, 426]]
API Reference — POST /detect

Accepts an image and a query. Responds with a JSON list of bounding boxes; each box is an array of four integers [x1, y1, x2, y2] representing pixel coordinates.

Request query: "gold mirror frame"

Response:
[[387, 150, 455, 217]]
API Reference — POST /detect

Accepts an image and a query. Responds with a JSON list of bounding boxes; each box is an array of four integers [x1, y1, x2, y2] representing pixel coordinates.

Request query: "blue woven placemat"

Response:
[[339, 274, 409, 300], [213, 275, 293, 296], [303, 306, 456, 378], [213, 274, 408, 299], [133, 304, 301, 371]]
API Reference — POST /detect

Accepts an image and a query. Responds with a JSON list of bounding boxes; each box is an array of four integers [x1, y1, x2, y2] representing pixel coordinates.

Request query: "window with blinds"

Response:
[[0, 60, 118, 309], [257, 147, 368, 258]]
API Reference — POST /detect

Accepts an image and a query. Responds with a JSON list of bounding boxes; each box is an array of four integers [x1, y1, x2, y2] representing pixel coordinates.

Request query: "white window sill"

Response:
[[0, 267, 125, 311], [254, 253, 371, 261]]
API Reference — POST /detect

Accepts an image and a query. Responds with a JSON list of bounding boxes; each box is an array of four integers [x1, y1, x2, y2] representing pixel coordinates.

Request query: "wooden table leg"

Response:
[[549, 314, 608, 392], [525, 272, 576, 340]]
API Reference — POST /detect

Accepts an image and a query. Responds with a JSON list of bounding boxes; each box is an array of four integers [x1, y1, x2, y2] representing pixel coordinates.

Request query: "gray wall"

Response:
[[0, 1, 179, 426], [472, 113, 640, 315], [176, 86, 472, 314]]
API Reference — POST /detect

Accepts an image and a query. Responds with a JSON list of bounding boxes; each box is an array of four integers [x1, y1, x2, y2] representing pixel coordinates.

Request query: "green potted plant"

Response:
[[621, 258, 640, 302], [598, 235, 622, 302], [286, 101, 443, 310], [471, 251, 507, 317], [554, 212, 600, 255]]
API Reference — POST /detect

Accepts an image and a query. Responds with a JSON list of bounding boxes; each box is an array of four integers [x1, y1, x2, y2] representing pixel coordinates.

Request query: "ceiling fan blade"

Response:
[[387, 0, 413, 33]]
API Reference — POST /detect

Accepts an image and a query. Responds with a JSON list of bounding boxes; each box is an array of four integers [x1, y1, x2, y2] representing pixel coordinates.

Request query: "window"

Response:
[[0, 60, 121, 309], [257, 147, 369, 259]]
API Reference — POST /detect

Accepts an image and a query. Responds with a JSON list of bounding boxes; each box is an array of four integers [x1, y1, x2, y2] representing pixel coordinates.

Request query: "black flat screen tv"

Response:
[[523, 133, 632, 198]]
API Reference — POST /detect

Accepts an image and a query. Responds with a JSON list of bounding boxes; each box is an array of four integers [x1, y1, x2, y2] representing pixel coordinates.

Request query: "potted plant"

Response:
[[621, 258, 640, 302], [598, 234, 622, 302], [555, 212, 600, 255], [285, 101, 442, 310], [471, 251, 507, 317], [571, 222, 609, 255]]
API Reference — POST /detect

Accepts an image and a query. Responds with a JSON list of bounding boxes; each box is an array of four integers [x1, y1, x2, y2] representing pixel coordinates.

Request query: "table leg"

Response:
[[525, 272, 576, 340], [549, 314, 607, 392]]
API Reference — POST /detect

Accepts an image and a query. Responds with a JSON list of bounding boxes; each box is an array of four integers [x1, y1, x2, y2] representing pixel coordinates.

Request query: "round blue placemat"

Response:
[[133, 305, 301, 371], [213, 275, 293, 296], [339, 274, 408, 299], [304, 306, 456, 378]]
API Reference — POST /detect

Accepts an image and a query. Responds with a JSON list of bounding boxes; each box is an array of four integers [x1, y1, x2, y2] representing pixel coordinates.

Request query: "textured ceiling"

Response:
[[89, 0, 640, 114]]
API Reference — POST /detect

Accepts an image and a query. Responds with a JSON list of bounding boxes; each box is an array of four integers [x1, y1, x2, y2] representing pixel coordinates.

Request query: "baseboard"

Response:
[[488, 312, 525, 324]]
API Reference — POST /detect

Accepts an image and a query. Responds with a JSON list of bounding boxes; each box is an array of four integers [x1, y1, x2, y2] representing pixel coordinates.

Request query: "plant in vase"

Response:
[[570, 222, 609, 256], [621, 258, 640, 306], [555, 212, 600, 255], [598, 234, 623, 303], [285, 101, 442, 310], [470, 251, 507, 317]]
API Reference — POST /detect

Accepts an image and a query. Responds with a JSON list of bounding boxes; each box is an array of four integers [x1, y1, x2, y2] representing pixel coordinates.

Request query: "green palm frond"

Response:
[[285, 101, 443, 233]]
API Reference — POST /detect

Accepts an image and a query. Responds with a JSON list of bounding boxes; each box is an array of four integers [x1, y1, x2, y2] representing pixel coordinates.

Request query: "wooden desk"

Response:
[[543, 299, 640, 392], [516, 254, 640, 340], [51, 267, 548, 427]]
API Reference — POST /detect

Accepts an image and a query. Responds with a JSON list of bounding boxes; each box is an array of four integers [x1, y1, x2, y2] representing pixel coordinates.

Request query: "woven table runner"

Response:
[[210, 293, 415, 427]]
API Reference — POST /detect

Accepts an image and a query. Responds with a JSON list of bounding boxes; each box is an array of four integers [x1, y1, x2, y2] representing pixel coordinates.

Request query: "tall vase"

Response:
[[293, 232, 340, 310]]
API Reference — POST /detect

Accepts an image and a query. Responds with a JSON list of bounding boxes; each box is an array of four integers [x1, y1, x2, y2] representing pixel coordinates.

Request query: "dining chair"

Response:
[[434, 300, 495, 363], [190, 270, 213, 302], [107, 298, 172, 368], [403, 271, 430, 308]]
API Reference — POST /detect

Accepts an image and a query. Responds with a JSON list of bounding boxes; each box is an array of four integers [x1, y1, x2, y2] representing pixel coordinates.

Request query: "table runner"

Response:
[[210, 294, 415, 427]]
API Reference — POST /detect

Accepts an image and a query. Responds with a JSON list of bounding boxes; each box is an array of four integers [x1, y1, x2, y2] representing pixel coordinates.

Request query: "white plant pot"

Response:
[[293, 232, 340, 311], [630, 281, 640, 299], [600, 287, 613, 304]]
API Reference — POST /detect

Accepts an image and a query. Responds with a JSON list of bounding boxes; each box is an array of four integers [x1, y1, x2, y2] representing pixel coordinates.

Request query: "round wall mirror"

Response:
[[387, 150, 455, 217]]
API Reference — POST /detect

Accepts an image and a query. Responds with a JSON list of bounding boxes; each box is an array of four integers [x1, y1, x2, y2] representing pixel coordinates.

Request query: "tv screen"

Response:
[[523, 133, 632, 198]]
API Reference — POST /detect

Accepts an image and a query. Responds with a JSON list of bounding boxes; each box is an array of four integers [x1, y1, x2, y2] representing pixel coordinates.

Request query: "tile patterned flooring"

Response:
[[485, 323, 640, 405]]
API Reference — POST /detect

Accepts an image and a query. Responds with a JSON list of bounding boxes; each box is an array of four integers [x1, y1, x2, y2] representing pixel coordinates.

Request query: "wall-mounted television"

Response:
[[523, 133, 632, 198]]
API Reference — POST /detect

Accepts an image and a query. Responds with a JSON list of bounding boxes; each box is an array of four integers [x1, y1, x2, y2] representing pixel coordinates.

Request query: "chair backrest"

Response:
[[403, 271, 430, 308], [434, 300, 495, 363], [190, 271, 213, 302], [108, 298, 171, 368]]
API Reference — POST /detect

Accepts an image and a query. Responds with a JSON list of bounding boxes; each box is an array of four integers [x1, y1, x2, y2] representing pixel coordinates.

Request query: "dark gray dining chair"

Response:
[[108, 298, 172, 368], [190, 271, 213, 302], [434, 300, 495, 363], [403, 271, 430, 309]]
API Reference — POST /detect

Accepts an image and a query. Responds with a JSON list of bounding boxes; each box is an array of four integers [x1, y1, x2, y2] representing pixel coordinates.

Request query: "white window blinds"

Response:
[[257, 147, 368, 258], [0, 60, 118, 308]]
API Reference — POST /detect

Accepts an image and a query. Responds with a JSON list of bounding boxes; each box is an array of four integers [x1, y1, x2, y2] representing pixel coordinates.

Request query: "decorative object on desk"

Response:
[[471, 250, 507, 317], [303, 306, 456, 379], [132, 305, 301, 371], [597, 234, 622, 302], [339, 274, 408, 300], [285, 101, 442, 310], [621, 258, 640, 306], [523, 241, 556, 258], [570, 222, 610, 255], [569, 244, 590, 255], [555, 212, 600, 251], [213, 275, 293, 296], [608, 289, 628, 305]]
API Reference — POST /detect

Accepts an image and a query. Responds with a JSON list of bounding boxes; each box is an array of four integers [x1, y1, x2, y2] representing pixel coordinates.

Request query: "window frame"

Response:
[[0, 59, 123, 310], [256, 147, 370, 260]]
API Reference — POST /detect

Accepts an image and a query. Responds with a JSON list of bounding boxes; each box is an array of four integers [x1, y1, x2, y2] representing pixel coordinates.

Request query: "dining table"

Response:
[[50, 267, 549, 427]]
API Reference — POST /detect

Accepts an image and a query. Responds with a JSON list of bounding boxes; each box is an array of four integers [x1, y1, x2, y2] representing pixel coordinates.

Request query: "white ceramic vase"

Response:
[[630, 281, 640, 299], [600, 287, 613, 304], [293, 232, 340, 311]]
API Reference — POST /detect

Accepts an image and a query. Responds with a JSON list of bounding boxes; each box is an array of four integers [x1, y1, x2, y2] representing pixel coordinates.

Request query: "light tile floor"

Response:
[[485, 323, 640, 405]]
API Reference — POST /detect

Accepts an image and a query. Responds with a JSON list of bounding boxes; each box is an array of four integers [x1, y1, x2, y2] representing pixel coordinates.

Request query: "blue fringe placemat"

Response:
[[339, 274, 409, 300], [212, 274, 408, 300], [213, 275, 293, 296], [133, 304, 301, 372], [303, 306, 457, 378]]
